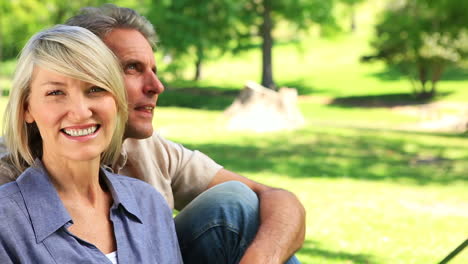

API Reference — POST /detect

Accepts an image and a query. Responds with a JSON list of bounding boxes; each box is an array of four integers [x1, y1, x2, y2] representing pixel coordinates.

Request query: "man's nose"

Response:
[[67, 95, 93, 121], [143, 71, 165, 96]]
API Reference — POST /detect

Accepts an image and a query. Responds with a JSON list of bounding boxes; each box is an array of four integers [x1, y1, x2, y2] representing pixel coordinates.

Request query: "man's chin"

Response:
[[123, 124, 153, 140]]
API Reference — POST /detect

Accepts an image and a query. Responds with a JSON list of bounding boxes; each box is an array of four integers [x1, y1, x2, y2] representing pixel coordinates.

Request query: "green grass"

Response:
[[153, 107, 468, 264]]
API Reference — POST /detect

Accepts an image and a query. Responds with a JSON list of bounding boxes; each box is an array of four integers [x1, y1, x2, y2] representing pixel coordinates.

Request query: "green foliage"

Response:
[[148, 0, 243, 80], [147, 0, 336, 85], [370, 0, 468, 99], [0, 0, 149, 61]]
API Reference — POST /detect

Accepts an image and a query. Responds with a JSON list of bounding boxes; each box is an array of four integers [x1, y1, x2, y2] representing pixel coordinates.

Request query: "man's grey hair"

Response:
[[66, 3, 157, 48]]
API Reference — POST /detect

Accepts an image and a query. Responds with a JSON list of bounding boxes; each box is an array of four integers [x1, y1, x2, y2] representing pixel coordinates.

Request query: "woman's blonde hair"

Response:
[[3, 25, 128, 171]]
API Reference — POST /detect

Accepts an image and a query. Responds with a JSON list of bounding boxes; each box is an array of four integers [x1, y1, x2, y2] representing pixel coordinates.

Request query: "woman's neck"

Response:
[[41, 151, 104, 205]]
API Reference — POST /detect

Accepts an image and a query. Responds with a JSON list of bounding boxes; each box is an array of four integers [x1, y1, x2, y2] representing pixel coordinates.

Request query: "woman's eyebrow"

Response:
[[40, 81, 66, 87]]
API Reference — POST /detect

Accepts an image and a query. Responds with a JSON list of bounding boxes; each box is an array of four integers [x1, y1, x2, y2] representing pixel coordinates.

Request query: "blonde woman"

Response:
[[0, 25, 182, 263]]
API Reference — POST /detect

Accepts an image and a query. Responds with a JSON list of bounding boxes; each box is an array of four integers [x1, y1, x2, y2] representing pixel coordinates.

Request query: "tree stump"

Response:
[[224, 81, 305, 132]]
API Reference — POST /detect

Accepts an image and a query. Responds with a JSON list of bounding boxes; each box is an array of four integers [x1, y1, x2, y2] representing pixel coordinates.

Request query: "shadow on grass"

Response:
[[298, 240, 379, 263], [182, 127, 468, 185], [329, 92, 453, 108], [368, 65, 468, 82], [280, 79, 325, 95], [160, 77, 324, 110], [158, 79, 323, 110], [158, 86, 238, 110]]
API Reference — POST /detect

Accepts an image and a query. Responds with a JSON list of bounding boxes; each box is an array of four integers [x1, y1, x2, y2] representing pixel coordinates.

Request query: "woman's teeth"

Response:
[[63, 126, 97, 137]]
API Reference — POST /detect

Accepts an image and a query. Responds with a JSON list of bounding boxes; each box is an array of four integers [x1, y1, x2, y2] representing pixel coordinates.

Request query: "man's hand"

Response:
[[207, 169, 306, 263]]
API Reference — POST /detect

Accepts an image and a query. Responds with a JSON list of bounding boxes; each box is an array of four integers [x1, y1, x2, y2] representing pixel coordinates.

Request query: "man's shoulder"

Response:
[[123, 132, 177, 150], [122, 131, 186, 161], [0, 154, 21, 186]]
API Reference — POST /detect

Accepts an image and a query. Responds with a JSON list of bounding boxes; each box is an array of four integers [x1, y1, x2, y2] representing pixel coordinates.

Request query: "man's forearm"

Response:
[[240, 188, 306, 264]]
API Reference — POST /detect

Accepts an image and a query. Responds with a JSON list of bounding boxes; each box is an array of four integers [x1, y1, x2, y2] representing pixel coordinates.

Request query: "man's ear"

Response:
[[24, 103, 35, 124]]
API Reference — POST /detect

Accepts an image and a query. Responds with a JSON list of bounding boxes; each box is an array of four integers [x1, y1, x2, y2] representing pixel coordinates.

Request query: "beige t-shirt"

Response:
[[0, 133, 223, 210]]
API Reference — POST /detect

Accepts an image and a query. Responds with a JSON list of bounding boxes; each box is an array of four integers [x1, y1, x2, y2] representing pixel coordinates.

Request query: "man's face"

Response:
[[103, 28, 164, 139]]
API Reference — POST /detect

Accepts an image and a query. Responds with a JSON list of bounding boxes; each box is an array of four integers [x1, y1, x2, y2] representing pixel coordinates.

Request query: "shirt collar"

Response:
[[16, 159, 72, 243], [17, 159, 143, 244], [101, 168, 143, 224]]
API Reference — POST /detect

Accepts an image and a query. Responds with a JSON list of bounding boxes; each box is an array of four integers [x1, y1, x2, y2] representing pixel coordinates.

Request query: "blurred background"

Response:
[[1, 0, 467, 263]]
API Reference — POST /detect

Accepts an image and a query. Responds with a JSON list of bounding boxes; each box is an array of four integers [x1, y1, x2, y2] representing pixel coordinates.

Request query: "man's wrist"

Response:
[[239, 242, 283, 264]]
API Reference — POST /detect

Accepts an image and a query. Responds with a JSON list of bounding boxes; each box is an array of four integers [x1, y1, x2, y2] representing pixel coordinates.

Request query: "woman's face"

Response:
[[25, 67, 118, 163]]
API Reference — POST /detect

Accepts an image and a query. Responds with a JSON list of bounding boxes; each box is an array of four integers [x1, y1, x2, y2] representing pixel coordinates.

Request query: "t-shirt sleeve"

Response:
[[154, 133, 223, 211], [0, 138, 20, 186]]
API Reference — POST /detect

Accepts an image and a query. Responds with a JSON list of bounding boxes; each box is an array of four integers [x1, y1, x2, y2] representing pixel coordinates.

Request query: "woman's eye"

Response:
[[89, 86, 106, 93], [46, 90, 64, 96]]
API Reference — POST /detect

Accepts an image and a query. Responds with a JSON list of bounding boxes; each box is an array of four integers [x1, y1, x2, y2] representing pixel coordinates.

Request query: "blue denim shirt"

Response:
[[0, 160, 182, 263]]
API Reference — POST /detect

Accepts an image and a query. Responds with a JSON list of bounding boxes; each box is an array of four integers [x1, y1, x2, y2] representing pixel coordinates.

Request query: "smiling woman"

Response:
[[0, 25, 182, 263]]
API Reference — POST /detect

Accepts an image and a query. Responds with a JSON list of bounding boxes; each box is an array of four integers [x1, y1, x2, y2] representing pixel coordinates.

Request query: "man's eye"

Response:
[[89, 86, 106, 93], [124, 63, 142, 74], [46, 90, 64, 96]]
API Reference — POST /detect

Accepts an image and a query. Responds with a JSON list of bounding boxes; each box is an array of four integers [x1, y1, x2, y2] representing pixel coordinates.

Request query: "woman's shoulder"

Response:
[[0, 181, 27, 228], [0, 180, 20, 200]]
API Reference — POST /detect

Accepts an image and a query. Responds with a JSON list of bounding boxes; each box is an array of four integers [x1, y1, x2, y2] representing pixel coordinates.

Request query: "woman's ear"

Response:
[[24, 103, 35, 123]]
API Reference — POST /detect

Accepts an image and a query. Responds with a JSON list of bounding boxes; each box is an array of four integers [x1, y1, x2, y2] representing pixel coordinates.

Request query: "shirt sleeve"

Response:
[[154, 133, 223, 211]]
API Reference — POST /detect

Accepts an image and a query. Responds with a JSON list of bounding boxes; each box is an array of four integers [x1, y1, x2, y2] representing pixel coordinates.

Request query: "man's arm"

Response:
[[207, 169, 306, 264]]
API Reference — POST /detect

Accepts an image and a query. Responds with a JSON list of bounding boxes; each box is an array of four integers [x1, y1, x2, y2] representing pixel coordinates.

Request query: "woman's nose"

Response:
[[67, 95, 93, 122]]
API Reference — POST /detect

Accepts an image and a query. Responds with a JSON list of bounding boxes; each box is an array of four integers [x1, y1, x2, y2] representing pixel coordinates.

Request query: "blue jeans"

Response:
[[174, 181, 300, 264]]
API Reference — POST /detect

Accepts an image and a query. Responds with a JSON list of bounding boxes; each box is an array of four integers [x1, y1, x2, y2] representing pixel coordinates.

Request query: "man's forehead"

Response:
[[103, 28, 154, 59]]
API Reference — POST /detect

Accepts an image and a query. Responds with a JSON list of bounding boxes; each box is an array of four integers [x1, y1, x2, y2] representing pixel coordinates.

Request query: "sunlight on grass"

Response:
[[254, 177, 468, 264], [153, 106, 468, 264]]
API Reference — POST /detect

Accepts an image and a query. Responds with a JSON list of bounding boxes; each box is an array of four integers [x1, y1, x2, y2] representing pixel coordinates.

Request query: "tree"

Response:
[[239, 0, 336, 89], [0, 0, 137, 61], [148, 0, 335, 87], [369, 0, 468, 99], [340, 0, 365, 32], [148, 0, 242, 81]]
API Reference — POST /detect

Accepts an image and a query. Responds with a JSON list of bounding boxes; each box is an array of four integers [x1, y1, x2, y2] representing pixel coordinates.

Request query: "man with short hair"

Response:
[[0, 4, 305, 263]]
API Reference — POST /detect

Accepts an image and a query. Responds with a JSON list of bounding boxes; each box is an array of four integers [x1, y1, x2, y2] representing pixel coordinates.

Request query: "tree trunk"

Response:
[[224, 81, 305, 132], [418, 64, 427, 94], [260, 0, 275, 89], [430, 63, 444, 96], [350, 5, 356, 32], [194, 46, 203, 81]]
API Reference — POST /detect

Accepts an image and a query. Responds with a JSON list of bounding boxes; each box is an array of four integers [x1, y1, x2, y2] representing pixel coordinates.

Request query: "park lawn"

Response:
[[1, 88, 467, 262], [0, 97, 466, 263], [154, 106, 468, 264]]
